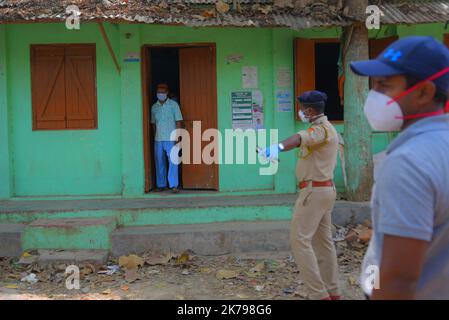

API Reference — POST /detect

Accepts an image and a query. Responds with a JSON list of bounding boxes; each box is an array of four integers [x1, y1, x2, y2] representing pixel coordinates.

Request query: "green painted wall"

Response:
[[0, 22, 447, 199], [0, 25, 13, 199], [4, 23, 122, 197]]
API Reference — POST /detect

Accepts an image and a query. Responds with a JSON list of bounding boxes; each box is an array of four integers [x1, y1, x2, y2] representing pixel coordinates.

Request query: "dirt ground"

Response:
[[0, 231, 368, 301]]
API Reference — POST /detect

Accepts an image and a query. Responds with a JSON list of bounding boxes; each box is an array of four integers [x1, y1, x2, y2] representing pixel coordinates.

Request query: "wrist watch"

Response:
[[278, 143, 285, 151]]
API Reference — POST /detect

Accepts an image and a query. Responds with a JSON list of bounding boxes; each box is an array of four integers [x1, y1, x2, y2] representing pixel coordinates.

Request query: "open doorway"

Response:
[[314, 42, 343, 121], [150, 48, 180, 106], [142, 44, 219, 193], [294, 38, 344, 122]]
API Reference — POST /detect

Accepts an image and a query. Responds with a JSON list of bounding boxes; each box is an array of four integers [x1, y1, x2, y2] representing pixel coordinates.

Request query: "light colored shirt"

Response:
[[151, 98, 183, 141], [296, 115, 339, 182], [361, 114, 449, 299]]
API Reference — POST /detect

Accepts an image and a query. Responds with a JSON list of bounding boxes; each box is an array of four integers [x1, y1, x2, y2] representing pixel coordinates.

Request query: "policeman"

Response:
[[263, 90, 341, 300]]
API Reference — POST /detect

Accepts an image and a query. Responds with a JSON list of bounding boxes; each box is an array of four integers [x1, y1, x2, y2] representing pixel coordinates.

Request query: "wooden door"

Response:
[[179, 46, 218, 190], [294, 38, 316, 121], [142, 47, 155, 192]]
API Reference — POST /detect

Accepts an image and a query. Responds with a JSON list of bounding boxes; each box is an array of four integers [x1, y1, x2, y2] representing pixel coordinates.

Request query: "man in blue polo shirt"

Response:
[[151, 83, 183, 193], [350, 36, 449, 299]]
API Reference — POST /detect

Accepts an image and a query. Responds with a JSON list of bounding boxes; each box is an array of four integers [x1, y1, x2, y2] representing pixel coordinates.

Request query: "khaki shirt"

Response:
[[296, 115, 338, 182]]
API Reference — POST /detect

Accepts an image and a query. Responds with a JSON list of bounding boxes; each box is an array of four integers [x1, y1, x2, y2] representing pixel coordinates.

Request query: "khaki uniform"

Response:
[[290, 115, 341, 300]]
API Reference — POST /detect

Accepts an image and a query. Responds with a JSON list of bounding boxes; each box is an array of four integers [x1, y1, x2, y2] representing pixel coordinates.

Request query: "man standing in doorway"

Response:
[[262, 90, 341, 300], [351, 36, 449, 299], [151, 83, 183, 193]]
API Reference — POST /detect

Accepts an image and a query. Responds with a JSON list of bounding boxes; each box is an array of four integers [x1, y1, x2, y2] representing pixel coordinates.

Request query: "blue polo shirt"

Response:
[[361, 114, 449, 299], [151, 98, 183, 141]]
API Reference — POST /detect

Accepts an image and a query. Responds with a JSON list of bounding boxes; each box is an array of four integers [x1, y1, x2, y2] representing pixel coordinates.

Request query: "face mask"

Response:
[[364, 90, 404, 131], [364, 67, 449, 132], [157, 93, 167, 101], [298, 110, 309, 123]]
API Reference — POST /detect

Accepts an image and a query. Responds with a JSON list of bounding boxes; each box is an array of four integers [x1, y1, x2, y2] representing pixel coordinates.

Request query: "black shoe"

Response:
[[154, 187, 167, 192]]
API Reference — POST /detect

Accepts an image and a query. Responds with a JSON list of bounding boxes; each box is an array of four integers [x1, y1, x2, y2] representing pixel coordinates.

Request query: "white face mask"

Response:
[[157, 93, 167, 102], [364, 90, 404, 131], [298, 110, 309, 123]]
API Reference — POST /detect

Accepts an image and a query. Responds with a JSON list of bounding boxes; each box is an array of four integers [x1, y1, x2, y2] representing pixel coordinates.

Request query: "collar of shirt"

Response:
[[155, 98, 171, 107], [311, 114, 327, 125], [387, 113, 449, 154]]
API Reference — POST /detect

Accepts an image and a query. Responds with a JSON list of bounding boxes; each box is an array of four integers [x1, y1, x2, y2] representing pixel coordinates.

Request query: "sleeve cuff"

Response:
[[379, 223, 432, 242]]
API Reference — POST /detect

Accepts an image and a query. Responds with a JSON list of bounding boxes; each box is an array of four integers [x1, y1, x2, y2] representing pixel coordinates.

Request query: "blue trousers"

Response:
[[154, 141, 179, 188]]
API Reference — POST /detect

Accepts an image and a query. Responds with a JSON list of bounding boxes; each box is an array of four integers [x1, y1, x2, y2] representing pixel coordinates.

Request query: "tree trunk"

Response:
[[342, 0, 374, 201]]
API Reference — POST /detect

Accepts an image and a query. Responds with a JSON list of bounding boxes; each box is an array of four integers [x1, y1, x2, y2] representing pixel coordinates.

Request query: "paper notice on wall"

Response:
[[232, 91, 254, 130], [276, 89, 293, 112], [252, 90, 264, 130], [276, 68, 292, 88], [124, 51, 140, 63], [231, 90, 264, 130], [242, 66, 258, 89]]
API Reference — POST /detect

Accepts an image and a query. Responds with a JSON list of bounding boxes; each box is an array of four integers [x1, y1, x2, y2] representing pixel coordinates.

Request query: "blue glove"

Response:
[[262, 144, 280, 161]]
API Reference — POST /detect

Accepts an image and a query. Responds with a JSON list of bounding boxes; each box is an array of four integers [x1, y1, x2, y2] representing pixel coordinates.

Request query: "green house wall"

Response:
[[0, 22, 447, 200]]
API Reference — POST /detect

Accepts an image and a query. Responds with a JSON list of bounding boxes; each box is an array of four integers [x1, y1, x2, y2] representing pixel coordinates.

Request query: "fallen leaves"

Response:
[[216, 0, 230, 14], [216, 269, 240, 280], [273, 0, 294, 9], [343, 223, 372, 247], [348, 276, 358, 286], [249, 262, 265, 274], [101, 288, 112, 295], [119, 255, 144, 270], [176, 251, 192, 265], [0, 233, 369, 300], [118, 254, 145, 283], [120, 284, 129, 291], [144, 254, 171, 266], [124, 269, 139, 283], [202, 8, 216, 19]]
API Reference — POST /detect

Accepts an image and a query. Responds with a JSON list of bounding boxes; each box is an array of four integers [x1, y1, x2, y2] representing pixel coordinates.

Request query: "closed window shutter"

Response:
[[65, 45, 97, 129], [31, 44, 97, 130], [31, 46, 66, 130]]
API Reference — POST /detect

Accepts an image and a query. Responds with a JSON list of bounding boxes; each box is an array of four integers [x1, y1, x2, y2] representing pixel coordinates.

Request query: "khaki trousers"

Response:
[[290, 185, 340, 300]]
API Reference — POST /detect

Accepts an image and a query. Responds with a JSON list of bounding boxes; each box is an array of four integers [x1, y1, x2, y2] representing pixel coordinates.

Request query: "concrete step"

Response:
[[111, 221, 291, 257], [0, 224, 25, 257], [36, 249, 109, 265], [22, 217, 117, 251], [0, 195, 371, 228]]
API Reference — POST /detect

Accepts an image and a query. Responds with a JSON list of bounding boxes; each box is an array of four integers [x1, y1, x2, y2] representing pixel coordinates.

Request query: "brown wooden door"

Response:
[[179, 46, 218, 190], [294, 38, 316, 121]]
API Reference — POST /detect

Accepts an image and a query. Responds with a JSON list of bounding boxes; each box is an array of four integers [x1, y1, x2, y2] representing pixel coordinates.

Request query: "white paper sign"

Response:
[[242, 66, 258, 89]]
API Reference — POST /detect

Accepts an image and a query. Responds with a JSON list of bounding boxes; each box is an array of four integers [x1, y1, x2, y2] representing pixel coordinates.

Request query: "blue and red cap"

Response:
[[350, 36, 449, 96]]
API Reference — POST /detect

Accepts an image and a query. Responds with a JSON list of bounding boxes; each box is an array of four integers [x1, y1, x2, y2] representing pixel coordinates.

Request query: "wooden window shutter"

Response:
[[294, 38, 315, 121], [31, 46, 66, 130], [31, 44, 97, 130], [64, 45, 97, 129], [369, 36, 399, 59]]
